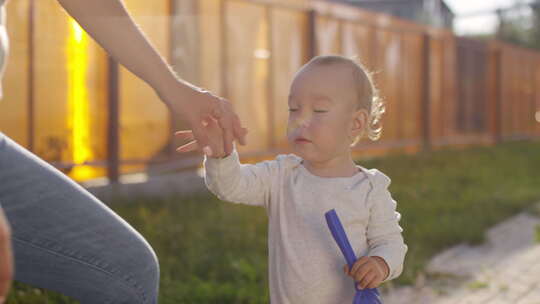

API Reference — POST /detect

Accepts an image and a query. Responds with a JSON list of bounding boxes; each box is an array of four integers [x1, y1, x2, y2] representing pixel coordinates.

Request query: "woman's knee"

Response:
[[112, 236, 160, 304], [136, 240, 160, 302], [125, 233, 160, 303], [12, 234, 159, 304], [93, 238, 160, 304]]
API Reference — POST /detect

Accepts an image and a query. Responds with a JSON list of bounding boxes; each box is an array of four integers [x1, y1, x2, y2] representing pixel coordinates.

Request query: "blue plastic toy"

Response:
[[325, 209, 382, 304]]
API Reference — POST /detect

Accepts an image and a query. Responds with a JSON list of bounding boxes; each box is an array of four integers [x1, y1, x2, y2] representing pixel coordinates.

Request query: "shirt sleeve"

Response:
[[366, 170, 408, 282], [204, 149, 279, 208]]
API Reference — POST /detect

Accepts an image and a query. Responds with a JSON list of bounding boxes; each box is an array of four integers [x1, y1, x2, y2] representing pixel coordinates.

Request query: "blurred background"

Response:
[[1, 0, 539, 303], [1, 0, 538, 183]]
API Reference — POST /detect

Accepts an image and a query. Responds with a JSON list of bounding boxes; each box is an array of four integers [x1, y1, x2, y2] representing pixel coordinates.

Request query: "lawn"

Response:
[[7, 140, 540, 303]]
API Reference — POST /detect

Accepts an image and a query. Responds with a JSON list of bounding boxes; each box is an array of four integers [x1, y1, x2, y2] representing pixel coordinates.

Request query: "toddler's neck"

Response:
[[302, 154, 359, 178]]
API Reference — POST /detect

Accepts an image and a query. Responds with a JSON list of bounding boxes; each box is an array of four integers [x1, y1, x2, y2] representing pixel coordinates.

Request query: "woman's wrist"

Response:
[[152, 75, 197, 111], [150, 71, 176, 94]]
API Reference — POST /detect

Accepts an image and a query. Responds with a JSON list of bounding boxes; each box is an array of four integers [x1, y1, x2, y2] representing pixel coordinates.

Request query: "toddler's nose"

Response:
[[295, 113, 311, 128]]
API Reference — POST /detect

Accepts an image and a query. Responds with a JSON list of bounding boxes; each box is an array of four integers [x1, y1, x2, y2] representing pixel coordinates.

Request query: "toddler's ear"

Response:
[[351, 109, 368, 136]]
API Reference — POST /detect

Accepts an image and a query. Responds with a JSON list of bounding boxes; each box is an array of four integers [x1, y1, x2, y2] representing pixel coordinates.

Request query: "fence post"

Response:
[[220, 0, 229, 100], [266, 5, 275, 149], [421, 32, 431, 151], [307, 9, 317, 59], [490, 43, 502, 143], [28, 0, 36, 152], [107, 57, 120, 184]]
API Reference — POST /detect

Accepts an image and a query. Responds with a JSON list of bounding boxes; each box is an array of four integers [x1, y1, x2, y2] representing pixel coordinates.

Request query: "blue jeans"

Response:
[[0, 133, 159, 303]]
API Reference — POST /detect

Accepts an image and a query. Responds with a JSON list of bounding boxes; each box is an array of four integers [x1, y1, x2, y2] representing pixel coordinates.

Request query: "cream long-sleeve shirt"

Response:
[[204, 150, 407, 304]]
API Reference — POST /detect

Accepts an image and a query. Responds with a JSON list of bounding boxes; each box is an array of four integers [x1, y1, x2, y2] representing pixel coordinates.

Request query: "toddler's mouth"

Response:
[[295, 137, 312, 143]]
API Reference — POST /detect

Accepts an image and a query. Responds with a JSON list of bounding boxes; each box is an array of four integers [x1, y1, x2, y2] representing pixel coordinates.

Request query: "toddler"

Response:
[[179, 55, 407, 303]]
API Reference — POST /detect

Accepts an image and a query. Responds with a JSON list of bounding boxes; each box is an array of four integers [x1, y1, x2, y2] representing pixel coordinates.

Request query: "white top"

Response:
[[204, 150, 408, 304]]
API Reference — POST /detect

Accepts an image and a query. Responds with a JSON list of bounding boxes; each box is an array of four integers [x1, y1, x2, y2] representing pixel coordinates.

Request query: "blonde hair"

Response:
[[304, 55, 385, 144]]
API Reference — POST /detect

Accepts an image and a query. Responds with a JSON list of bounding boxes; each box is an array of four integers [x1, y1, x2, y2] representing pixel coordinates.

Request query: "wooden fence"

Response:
[[1, 0, 539, 182]]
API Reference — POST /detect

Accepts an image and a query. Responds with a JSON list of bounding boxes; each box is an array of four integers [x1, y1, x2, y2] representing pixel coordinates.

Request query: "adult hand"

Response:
[[0, 207, 13, 303], [157, 80, 247, 157]]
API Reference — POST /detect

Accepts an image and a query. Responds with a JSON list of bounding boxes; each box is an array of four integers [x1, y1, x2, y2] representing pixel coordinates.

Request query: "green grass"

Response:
[[467, 280, 489, 291], [8, 140, 540, 303], [7, 282, 77, 304]]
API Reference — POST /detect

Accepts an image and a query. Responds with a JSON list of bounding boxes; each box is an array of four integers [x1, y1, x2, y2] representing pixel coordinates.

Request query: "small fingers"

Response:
[[220, 121, 234, 155], [353, 262, 373, 283], [351, 256, 370, 276], [367, 277, 381, 289], [206, 118, 226, 157], [232, 113, 247, 145], [191, 123, 212, 157], [175, 130, 195, 141], [358, 270, 376, 290], [176, 140, 199, 153], [214, 102, 234, 154], [358, 272, 377, 289]]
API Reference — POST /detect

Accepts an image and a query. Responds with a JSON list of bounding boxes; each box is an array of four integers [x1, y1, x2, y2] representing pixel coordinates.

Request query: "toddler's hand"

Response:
[[163, 86, 247, 156], [176, 117, 245, 158], [176, 117, 225, 158], [343, 256, 389, 289]]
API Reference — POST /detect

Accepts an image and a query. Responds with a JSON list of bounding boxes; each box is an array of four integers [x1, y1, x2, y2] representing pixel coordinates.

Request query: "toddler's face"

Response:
[[287, 63, 361, 163]]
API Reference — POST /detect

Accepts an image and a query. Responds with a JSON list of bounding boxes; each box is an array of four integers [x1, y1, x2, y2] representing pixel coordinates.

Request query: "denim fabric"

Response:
[[0, 133, 159, 303]]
